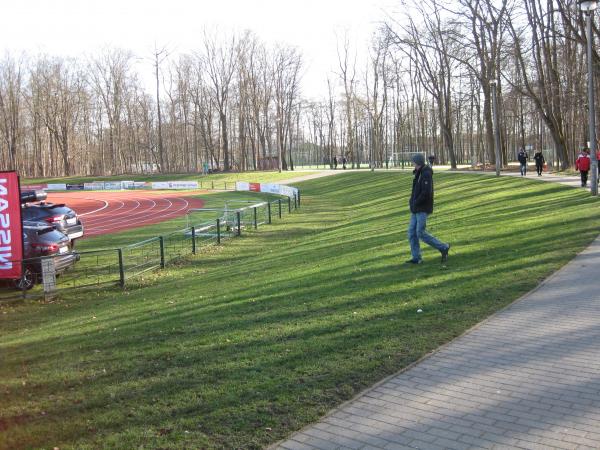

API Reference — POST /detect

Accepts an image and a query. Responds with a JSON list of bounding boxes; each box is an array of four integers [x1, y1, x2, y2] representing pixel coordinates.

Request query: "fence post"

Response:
[[267, 202, 272, 224], [253, 207, 258, 229], [211, 181, 214, 189], [159, 236, 165, 269], [297, 191, 301, 206], [191, 226, 197, 254], [288, 197, 292, 213], [200, 181, 203, 189], [236, 211, 242, 236], [216, 218, 221, 244], [225, 181, 227, 190], [278, 199, 282, 218], [294, 194, 297, 210], [117, 248, 125, 288]]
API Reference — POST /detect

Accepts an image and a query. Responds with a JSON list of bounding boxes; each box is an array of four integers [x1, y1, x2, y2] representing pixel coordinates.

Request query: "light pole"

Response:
[[490, 80, 502, 177], [276, 116, 282, 173], [581, 0, 598, 194]]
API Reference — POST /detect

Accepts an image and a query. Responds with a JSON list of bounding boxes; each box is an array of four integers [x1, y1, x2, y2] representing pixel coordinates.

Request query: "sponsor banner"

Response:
[[66, 183, 85, 191], [124, 181, 148, 189], [84, 182, 105, 190], [279, 185, 298, 199], [103, 181, 123, 190], [121, 180, 135, 189], [237, 181, 298, 199], [0, 171, 23, 279], [236, 181, 250, 192], [21, 184, 47, 191], [259, 183, 281, 194], [152, 181, 199, 190], [46, 183, 67, 191]]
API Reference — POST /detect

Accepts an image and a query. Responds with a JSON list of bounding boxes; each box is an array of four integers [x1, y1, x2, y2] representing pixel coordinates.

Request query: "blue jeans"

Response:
[[408, 212, 448, 261], [520, 163, 527, 175]]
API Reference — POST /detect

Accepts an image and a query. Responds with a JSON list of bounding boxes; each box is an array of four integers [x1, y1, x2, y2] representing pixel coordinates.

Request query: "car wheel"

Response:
[[12, 266, 37, 290]]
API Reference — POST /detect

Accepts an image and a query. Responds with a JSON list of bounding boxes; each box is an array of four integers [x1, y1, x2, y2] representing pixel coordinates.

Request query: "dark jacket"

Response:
[[410, 165, 434, 214], [518, 151, 528, 165], [533, 152, 545, 166]]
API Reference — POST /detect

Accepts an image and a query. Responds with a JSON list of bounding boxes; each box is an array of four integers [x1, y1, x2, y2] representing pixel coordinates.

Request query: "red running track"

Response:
[[45, 191, 205, 238]]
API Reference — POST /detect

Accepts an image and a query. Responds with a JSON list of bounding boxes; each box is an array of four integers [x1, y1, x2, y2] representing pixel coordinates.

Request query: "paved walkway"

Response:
[[274, 171, 600, 450]]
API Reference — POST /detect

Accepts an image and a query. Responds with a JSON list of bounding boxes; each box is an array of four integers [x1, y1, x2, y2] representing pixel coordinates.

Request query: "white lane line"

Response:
[[89, 198, 157, 231], [79, 200, 109, 217], [84, 199, 136, 224], [82, 195, 200, 236]]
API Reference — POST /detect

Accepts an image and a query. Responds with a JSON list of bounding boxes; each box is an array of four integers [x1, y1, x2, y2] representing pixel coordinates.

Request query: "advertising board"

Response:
[[0, 171, 22, 279]]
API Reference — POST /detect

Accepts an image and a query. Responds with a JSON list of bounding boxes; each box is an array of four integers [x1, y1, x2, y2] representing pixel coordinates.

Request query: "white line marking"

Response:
[[79, 200, 109, 217]]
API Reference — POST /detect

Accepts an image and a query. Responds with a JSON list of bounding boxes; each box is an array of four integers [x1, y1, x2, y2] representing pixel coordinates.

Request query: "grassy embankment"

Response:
[[2, 172, 600, 449]]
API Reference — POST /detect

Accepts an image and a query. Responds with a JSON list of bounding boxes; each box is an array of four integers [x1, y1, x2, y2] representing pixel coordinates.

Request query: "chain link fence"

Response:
[[0, 194, 300, 302]]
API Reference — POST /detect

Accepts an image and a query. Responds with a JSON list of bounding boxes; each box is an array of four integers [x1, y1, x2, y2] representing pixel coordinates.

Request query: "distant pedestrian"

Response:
[[533, 149, 545, 176], [342, 156, 347, 170], [576, 148, 591, 187], [517, 148, 528, 176], [406, 153, 450, 265], [428, 154, 435, 166], [333, 156, 338, 170]]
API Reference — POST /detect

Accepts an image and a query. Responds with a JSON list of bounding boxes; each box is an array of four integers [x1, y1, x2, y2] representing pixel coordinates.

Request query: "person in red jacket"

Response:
[[576, 148, 591, 187]]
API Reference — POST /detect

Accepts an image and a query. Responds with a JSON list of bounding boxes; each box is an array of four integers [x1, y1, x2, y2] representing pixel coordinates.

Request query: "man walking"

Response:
[[406, 153, 450, 264], [533, 149, 545, 176], [576, 148, 591, 187], [517, 148, 528, 176]]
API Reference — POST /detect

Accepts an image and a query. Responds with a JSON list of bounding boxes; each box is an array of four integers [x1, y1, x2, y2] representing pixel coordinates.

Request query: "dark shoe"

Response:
[[441, 245, 450, 263], [405, 259, 422, 265]]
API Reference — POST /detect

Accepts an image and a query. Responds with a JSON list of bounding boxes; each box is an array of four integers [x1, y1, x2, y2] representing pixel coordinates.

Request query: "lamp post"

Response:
[[581, 0, 598, 194], [276, 116, 282, 173], [490, 80, 502, 177]]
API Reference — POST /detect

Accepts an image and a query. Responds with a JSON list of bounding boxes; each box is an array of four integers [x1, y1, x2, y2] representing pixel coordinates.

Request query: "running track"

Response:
[[45, 191, 205, 238]]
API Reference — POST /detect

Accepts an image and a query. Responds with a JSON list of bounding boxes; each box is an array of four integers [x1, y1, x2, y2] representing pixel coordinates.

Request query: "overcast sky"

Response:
[[2, 0, 397, 98]]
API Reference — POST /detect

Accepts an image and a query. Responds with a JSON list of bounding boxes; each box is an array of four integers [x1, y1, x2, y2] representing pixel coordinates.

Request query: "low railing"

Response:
[[0, 193, 300, 301]]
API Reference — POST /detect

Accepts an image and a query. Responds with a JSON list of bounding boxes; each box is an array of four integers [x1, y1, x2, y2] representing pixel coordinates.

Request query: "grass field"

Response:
[[2, 172, 600, 449]]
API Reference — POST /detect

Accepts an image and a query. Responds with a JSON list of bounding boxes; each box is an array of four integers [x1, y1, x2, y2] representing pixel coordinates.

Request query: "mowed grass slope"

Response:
[[2, 172, 600, 449]]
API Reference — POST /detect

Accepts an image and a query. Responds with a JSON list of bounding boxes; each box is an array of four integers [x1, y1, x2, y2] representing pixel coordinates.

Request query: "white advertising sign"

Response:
[[104, 182, 123, 190], [84, 182, 105, 190], [46, 183, 67, 191], [236, 182, 250, 192], [259, 183, 281, 194], [279, 185, 298, 199], [152, 181, 199, 190], [238, 181, 297, 198]]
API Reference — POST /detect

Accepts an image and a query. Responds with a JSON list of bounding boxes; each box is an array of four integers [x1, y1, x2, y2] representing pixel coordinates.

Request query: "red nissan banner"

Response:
[[249, 182, 261, 192], [0, 171, 22, 279]]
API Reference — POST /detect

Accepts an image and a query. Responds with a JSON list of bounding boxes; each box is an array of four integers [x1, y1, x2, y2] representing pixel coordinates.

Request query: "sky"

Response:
[[1, 0, 398, 99]]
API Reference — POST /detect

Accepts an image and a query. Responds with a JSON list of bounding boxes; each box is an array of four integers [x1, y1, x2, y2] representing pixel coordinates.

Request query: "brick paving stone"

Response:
[[272, 213, 600, 450], [457, 434, 496, 449]]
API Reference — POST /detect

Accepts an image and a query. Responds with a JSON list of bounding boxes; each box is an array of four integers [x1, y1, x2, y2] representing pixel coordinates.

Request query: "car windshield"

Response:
[[23, 204, 75, 218]]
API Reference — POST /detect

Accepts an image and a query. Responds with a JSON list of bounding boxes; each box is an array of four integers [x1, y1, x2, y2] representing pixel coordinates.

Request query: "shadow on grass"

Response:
[[2, 172, 600, 449]]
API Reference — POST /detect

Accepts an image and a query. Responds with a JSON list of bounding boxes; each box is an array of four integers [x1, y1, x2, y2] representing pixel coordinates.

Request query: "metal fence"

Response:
[[0, 193, 300, 301]]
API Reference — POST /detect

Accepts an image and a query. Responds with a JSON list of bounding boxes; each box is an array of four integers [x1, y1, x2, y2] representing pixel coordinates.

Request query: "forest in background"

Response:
[[0, 0, 596, 176]]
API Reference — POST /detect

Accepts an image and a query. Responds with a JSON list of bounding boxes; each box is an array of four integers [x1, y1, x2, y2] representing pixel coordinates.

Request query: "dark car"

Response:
[[12, 221, 80, 290], [21, 198, 84, 244]]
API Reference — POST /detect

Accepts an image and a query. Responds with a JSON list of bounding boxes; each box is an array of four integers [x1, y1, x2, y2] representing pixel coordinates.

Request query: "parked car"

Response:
[[20, 191, 84, 244], [12, 221, 80, 290]]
